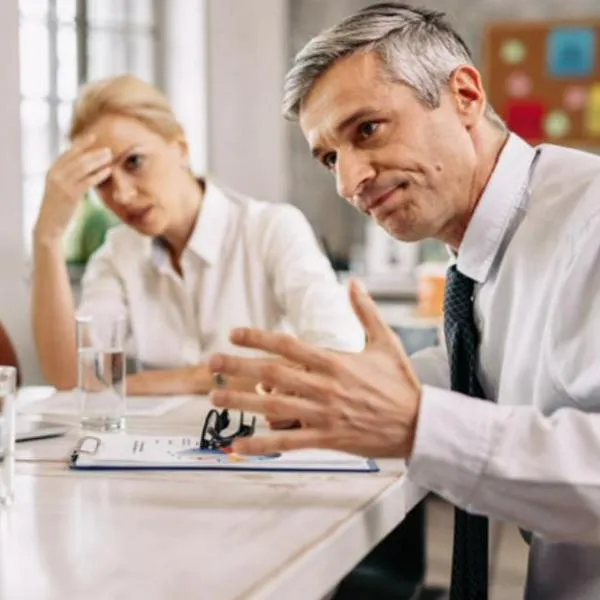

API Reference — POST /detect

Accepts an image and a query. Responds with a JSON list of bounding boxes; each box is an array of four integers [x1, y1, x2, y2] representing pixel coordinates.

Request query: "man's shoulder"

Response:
[[528, 144, 600, 228], [536, 143, 600, 179]]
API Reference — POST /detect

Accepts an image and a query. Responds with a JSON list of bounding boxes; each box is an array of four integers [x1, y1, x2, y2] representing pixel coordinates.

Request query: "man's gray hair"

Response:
[[283, 2, 503, 129]]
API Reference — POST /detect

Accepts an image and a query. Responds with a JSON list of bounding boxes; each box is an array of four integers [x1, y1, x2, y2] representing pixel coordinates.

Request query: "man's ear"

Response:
[[448, 65, 486, 129]]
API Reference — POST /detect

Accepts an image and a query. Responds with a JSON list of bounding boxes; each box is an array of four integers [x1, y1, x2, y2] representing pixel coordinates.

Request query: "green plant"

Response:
[[64, 192, 120, 265]]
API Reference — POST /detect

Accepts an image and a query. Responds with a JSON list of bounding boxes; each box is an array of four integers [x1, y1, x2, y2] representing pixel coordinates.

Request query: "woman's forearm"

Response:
[[32, 236, 78, 389], [126, 364, 257, 396]]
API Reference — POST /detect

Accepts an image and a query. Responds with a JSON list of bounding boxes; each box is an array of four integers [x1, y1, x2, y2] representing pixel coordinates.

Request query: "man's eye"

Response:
[[358, 121, 379, 139], [322, 152, 337, 169], [125, 154, 144, 171]]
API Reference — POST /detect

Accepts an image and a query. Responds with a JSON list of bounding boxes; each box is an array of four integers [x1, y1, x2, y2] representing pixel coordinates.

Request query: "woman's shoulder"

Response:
[[207, 182, 315, 257], [211, 182, 307, 224]]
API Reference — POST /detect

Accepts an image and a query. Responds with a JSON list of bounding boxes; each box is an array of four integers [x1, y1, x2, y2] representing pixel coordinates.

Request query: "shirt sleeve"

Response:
[[407, 210, 600, 545], [260, 204, 365, 352], [410, 344, 450, 389], [548, 209, 600, 411], [408, 388, 600, 544]]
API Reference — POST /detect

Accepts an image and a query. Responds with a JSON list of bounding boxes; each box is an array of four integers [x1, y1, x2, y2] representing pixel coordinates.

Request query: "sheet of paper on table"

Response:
[[18, 391, 193, 418], [69, 433, 379, 473]]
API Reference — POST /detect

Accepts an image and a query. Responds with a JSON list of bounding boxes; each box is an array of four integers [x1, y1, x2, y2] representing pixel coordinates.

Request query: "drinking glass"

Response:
[[0, 366, 17, 505], [76, 313, 126, 431]]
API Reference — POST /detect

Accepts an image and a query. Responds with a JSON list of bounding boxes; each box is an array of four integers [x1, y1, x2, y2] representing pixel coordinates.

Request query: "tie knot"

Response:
[[444, 265, 476, 324]]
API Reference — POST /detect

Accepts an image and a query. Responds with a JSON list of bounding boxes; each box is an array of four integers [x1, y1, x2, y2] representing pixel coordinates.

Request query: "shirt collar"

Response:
[[185, 181, 231, 266], [147, 181, 231, 270], [457, 133, 537, 284]]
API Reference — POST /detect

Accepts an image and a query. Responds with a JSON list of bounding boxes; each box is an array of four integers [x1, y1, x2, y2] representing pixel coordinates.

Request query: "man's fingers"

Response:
[[209, 355, 280, 379], [348, 279, 420, 386], [227, 328, 340, 374], [209, 354, 335, 399], [232, 428, 331, 455], [267, 419, 301, 430], [348, 279, 393, 345], [211, 389, 326, 425]]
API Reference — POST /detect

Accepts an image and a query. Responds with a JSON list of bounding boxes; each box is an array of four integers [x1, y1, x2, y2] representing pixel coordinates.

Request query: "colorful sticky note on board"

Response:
[[501, 39, 527, 65], [544, 110, 571, 138], [505, 72, 532, 98], [505, 100, 545, 141], [548, 28, 595, 77], [563, 85, 588, 111], [584, 84, 600, 136]]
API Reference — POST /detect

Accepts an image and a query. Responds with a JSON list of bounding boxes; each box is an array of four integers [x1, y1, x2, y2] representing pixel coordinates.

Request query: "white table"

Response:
[[2, 394, 423, 600]]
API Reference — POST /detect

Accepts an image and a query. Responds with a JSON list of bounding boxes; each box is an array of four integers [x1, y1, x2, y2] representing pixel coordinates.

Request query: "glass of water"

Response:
[[0, 366, 17, 505], [76, 312, 127, 431]]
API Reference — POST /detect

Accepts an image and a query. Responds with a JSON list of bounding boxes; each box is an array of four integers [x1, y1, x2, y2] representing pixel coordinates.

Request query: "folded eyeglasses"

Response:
[[200, 373, 256, 451]]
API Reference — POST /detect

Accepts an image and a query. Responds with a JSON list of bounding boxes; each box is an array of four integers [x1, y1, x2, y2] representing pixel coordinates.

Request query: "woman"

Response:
[[32, 75, 364, 395]]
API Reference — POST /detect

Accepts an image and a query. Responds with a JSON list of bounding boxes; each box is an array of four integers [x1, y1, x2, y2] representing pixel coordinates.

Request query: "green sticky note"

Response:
[[544, 110, 571, 138], [501, 39, 527, 65]]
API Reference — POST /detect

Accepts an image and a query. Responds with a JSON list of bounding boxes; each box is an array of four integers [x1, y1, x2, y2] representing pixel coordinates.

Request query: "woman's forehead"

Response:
[[78, 114, 163, 152]]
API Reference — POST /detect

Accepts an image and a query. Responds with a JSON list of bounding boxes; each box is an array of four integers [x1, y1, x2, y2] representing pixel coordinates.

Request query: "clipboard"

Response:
[[69, 433, 379, 473]]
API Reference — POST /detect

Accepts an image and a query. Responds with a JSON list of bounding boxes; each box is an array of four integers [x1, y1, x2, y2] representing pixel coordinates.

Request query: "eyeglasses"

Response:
[[200, 408, 256, 451]]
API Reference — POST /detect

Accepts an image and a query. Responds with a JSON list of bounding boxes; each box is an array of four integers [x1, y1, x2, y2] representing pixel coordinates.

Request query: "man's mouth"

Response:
[[362, 181, 410, 214]]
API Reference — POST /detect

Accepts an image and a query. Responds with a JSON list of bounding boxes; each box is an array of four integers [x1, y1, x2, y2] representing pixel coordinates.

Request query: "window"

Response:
[[18, 0, 160, 255]]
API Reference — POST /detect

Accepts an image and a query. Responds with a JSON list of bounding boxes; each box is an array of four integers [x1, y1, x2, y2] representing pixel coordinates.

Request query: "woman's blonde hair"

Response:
[[69, 74, 184, 141]]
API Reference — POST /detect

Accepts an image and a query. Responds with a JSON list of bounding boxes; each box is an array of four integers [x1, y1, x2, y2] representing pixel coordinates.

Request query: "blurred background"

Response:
[[2, 0, 600, 381]]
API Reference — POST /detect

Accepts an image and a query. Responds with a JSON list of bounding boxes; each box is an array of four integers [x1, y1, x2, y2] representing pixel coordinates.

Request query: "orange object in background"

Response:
[[416, 263, 447, 318]]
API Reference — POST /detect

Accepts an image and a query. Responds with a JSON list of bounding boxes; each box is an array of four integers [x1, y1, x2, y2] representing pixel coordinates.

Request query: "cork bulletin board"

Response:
[[483, 19, 600, 148]]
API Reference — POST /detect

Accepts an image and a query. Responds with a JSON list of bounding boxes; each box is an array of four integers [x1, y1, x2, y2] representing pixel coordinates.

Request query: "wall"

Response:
[[160, 0, 209, 176], [0, 1, 41, 383], [205, 0, 290, 204], [287, 0, 600, 258]]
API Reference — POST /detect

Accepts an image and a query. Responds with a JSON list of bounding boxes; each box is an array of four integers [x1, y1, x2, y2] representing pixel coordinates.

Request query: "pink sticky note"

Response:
[[505, 100, 545, 141]]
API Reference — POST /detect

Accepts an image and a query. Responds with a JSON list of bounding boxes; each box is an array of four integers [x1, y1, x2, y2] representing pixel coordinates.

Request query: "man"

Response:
[[208, 3, 600, 599]]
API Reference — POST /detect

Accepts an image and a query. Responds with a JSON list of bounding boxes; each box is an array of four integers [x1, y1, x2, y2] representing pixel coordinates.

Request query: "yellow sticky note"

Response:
[[584, 84, 600, 136]]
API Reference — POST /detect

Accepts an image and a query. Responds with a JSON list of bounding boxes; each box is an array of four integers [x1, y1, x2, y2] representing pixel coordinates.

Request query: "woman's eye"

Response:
[[322, 152, 337, 169], [358, 121, 379, 139], [124, 154, 144, 171]]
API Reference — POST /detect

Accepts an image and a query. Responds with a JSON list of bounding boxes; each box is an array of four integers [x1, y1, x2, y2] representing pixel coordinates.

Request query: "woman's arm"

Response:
[[32, 237, 78, 389], [125, 364, 259, 396], [32, 136, 113, 388]]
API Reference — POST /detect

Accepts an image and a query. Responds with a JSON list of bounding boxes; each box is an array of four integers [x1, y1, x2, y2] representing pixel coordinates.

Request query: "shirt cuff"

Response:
[[407, 385, 498, 508]]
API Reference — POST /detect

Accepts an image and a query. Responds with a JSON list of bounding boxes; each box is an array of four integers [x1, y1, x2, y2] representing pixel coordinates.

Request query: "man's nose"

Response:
[[335, 150, 375, 204]]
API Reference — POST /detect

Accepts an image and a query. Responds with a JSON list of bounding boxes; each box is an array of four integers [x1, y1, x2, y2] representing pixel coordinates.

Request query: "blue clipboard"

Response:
[[69, 434, 379, 474]]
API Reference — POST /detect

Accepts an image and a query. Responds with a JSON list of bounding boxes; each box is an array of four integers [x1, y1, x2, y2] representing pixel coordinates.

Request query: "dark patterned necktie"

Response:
[[444, 264, 490, 600]]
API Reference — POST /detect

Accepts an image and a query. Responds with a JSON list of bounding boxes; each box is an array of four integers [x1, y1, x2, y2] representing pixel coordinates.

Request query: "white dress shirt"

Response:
[[406, 134, 600, 599], [78, 181, 364, 367]]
